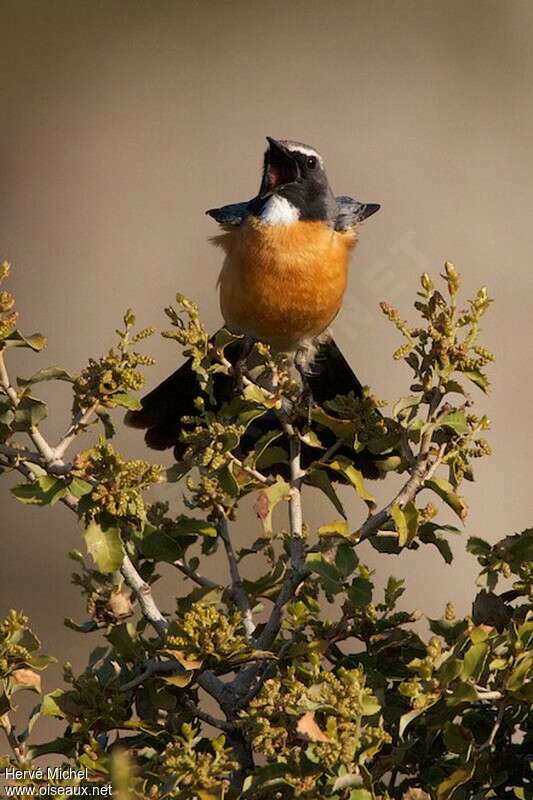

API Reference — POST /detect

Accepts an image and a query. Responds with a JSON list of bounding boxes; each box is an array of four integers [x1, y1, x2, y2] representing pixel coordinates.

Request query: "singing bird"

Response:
[[126, 138, 383, 476]]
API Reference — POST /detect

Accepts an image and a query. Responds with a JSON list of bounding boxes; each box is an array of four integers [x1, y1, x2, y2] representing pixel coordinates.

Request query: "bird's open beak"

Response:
[[259, 137, 300, 198]]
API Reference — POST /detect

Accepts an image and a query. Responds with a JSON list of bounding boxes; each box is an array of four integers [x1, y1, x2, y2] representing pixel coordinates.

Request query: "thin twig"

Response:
[[173, 559, 219, 589], [228, 453, 273, 486], [218, 515, 255, 639], [480, 701, 505, 751], [54, 403, 99, 460]]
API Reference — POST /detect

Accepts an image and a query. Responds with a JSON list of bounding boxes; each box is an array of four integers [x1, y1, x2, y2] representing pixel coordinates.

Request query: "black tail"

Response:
[[126, 334, 386, 480]]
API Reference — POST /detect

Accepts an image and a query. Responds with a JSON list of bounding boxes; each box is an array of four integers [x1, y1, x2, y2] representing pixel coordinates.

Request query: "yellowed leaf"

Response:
[[161, 649, 203, 670], [11, 668, 41, 693], [161, 670, 194, 688], [402, 790, 431, 800], [296, 711, 330, 742]]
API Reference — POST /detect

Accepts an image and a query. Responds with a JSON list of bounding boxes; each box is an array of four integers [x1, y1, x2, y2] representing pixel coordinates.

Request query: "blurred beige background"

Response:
[[1, 0, 532, 725]]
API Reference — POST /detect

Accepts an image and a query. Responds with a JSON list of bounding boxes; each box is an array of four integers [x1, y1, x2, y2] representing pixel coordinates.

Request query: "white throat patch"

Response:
[[260, 195, 299, 225]]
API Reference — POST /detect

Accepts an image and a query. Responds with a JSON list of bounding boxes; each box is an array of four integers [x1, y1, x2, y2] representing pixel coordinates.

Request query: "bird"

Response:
[[126, 137, 386, 478]]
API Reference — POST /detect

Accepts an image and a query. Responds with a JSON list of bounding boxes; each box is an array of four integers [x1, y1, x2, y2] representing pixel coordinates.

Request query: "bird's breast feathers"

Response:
[[216, 217, 358, 350]]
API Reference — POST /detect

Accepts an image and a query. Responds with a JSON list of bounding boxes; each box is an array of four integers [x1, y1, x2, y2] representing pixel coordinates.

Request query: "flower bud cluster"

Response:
[[73, 440, 162, 520]]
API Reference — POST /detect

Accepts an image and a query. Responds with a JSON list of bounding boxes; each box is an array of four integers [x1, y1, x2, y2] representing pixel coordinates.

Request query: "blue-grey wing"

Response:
[[334, 196, 380, 231], [206, 201, 251, 227]]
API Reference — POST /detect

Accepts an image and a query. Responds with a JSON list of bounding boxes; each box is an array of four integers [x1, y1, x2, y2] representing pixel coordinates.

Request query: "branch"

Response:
[[121, 553, 169, 638], [252, 424, 308, 654], [480, 700, 506, 751], [356, 419, 446, 544], [173, 559, 219, 589], [218, 515, 255, 639], [54, 403, 99, 460], [228, 453, 273, 486], [1, 716, 25, 766]]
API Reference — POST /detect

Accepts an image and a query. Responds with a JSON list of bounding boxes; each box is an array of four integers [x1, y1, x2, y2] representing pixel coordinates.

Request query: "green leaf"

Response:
[[399, 706, 426, 737], [463, 369, 489, 392], [419, 524, 454, 564], [392, 395, 420, 421], [305, 552, 343, 595], [467, 536, 492, 556], [306, 468, 346, 518], [348, 576, 373, 608], [326, 457, 375, 505], [68, 477, 93, 499], [112, 392, 141, 410], [443, 721, 473, 754], [506, 653, 533, 693], [83, 521, 124, 573], [11, 476, 67, 506], [3, 330, 47, 351], [369, 534, 402, 554], [249, 428, 283, 467], [440, 409, 469, 435], [335, 543, 358, 577], [425, 477, 468, 520], [391, 502, 418, 546], [40, 690, 66, 719], [461, 642, 489, 681], [11, 396, 48, 430], [446, 683, 478, 707], [349, 791, 372, 800], [17, 366, 74, 388]]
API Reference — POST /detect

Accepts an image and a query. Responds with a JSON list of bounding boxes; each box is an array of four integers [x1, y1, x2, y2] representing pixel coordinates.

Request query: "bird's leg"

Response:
[[233, 336, 255, 395], [294, 348, 313, 425]]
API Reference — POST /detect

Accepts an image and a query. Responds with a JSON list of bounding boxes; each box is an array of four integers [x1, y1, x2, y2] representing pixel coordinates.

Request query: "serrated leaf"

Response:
[[83, 521, 124, 573]]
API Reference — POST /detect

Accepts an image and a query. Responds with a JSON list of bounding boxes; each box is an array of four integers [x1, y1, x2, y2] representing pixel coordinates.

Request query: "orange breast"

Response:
[[217, 218, 358, 350]]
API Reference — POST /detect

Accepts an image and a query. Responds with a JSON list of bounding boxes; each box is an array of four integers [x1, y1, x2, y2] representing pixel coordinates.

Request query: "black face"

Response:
[[256, 137, 336, 221]]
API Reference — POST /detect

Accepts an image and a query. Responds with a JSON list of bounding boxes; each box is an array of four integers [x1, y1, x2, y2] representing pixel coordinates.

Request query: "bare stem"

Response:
[[218, 516, 255, 639]]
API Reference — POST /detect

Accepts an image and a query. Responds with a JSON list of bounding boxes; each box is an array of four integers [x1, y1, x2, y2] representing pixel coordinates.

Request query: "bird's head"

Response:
[[257, 137, 337, 222]]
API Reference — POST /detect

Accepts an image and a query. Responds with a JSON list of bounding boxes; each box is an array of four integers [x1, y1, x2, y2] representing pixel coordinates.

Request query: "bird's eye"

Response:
[[306, 156, 318, 169]]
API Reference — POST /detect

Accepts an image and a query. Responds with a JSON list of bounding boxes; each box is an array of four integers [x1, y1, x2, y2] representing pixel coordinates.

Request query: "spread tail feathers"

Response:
[[125, 334, 386, 479]]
